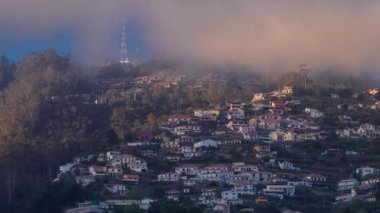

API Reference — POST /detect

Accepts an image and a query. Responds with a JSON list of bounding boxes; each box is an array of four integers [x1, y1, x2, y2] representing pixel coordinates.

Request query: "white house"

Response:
[[337, 179, 359, 191], [183, 179, 197, 187], [234, 183, 256, 195], [168, 114, 192, 124], [221, 190, 238, 201], [221, 190, 243, 205], [199, 164, 229, 174], [279, 161, 297, 170], [89, 165, 107, 176], [305, 108, 324, 118], [250, 114, 282, 130], [263, 185, 295, 199], [173, 125, 201, 136], [128, 159, 147, 173], [229, 173, 254, 184], [228, 171, 272, 185], [110, 158, 122, 167], [175, 164, 199, 175], [194, 109, 220, 121], [105, 184, 127, 195], [198, 188, 218, 206], [158, 172, 180, 182], [180, 146, 201, 159], [121, 154, 136, 165], [356, 166, 375, 177], [213, 203, 230, 213], [198, 164, 231, 182], [304, 173, 327, 182], [227, 108, 245, 120], [107, 166, 123, 176], [140, 198, 156, 210], [198, 171, 233, 183], [287, 180, 312, 187], [232, 162, 258, 172], [194, 139, 219, 148], [106, 151, 121, 161], [357, 123, 378, 138]]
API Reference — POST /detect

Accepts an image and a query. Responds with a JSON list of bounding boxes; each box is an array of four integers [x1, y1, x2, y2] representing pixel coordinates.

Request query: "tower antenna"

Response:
[[298, 64, 312, 88], [120, 19, 130, 64]]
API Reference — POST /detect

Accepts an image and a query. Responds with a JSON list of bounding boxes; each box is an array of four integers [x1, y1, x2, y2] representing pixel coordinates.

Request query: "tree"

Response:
[[0, 56, 16, 89], [146, 113, 158, 129], [110, 107, 129, 141]]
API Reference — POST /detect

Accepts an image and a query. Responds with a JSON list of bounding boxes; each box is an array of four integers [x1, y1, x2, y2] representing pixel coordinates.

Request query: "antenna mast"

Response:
[[120, 19, 130, 64], [298, 64, 312, 89]]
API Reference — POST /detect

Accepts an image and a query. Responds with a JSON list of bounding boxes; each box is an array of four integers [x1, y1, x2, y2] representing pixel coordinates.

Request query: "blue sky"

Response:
[[0, 31, 73, 61], [0, 21, 150, 62]]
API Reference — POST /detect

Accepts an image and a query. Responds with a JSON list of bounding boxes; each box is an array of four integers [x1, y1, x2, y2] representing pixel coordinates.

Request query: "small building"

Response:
[[107, 166, 123, 177], [221, 190, 243, 205], [158, 172, 180, 182], [356, 166, 375, 177], [270, 129, 285, 142], [104, 184, 128, 195], [278, 161, 297, 170], [234, 182, 256, 195], [304, 173, 327, 182], [282, 86, 293, 95], [89, 165, 107, 176], [194, 109, 220, 121], [284, 131, 297, 142], [106, 151, 121, 161], [194, 139, 219, 148], [263, 185, 295, 199], [175, 164, 199, 175], [75, 175, 96, 187], [213, 203, 230, 213], [122, 174, 139, 183], [168, 114, 192, 124], [232, 163, 258, 172], [221, 190, 238, 201], [270, 101, 287, 114], [227, 108, 245, 120], [253, 144, 271, 153], [337, 179, 358, 191], [252, 93, 265, 102], [128, 160, 147, 173]]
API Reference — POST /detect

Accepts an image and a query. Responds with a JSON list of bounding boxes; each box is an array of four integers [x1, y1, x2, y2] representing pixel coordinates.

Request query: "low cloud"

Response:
[[1, 0, 380, 73]]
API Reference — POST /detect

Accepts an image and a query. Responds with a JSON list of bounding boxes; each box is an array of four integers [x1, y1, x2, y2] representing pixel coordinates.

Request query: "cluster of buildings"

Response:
[[155, 160, 308, 207], [336, 123, 380, 139], [56, 81, 380, 212], [56, 151, 147, 188], [334, 166, 379, 204]]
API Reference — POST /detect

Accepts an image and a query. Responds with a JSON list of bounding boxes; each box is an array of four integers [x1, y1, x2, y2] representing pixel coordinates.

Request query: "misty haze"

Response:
[[0, 1, 380, 213]]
